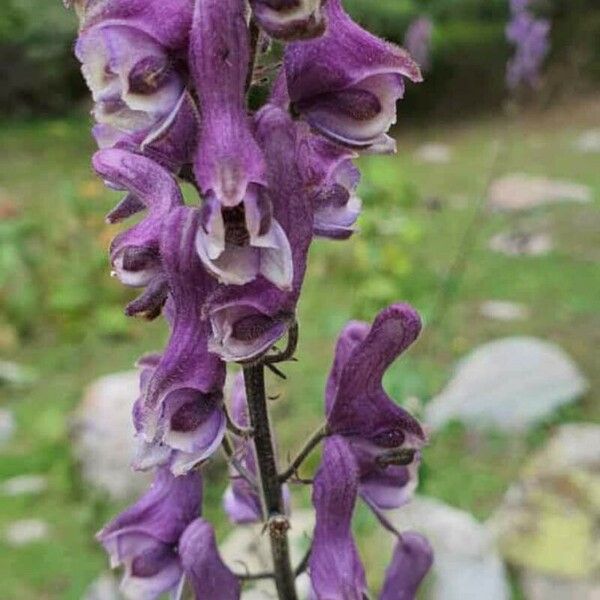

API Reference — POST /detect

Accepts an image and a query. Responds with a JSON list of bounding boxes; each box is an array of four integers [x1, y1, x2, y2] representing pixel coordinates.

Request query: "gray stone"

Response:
[[72, 371, 151, 501], [479, 300, 529, 322], [4, 519, 49, 546], [574, 129, 600, 154], [386, 496, 510, 600], [0, 408, 15, 446], [83, 573, 123, 600], [488, 174, 592, 211], [415, 143, 452, 164], [489, 230, 553, 257], [425, 337, 589, 432], [0, 474, 47, 496]]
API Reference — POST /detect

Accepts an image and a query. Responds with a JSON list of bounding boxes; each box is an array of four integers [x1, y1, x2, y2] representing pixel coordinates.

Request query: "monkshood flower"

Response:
[[205, 105, 313, 362], [296, 124, 362, 240], [74, 0, 194, 158], [325, 304, 425, 511], [250, 0, 326, 41], [310, 436, 368, 599], [93, 148, 183, 319], [404, 17, 434, 73], [190, 0, 293, 290], [134, 207, 227, 476], [380, 533, 433, 600], [284, 0, 422, 152], [506, 0, 550, 89], [223, 373, 290, 523], [97, 467, 201, 600], [179, 518, 241, 599]]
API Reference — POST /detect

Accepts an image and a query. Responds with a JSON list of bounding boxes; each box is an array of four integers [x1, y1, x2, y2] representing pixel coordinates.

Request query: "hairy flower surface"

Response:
[[285, 0, 421, 152], [250, 0, 326, 41], [191, 0, 293, 289], [97, 468, 201, 600], [179, 518, 241, 599], [404, 17, 434, 73]]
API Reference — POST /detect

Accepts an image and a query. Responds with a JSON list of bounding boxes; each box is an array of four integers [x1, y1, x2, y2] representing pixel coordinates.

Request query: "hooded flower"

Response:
[[380, 532, 433, 600], [222, 373, 290, 523], [325, 304, 426, 511], [190, 0, 293, 290], [97, 467, 202, 600], [250, 0, 326, 41], [204, 104, 313, 362], [296, 123, 361, 239], [93, 148, 183, 319], [179, 518, 241, 599], [74, 0, 195, 160], [404, 17, 434, 73], [309, 436, 367, 599], [134, 207, 227, 476], [285, 0, 422, 152]]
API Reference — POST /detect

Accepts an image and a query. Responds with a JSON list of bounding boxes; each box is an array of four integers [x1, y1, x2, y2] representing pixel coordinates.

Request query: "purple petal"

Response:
[[404, 18, 434, 73], [310, 436, 367, 599], [285, 0, 421, 150], [179, 519, 241, 599], [250, 0, 326, 41], [379, 532, 433, 600]]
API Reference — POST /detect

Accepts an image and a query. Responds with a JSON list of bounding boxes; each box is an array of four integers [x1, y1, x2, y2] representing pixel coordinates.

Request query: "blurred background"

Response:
[[0, 0, 598, 599]]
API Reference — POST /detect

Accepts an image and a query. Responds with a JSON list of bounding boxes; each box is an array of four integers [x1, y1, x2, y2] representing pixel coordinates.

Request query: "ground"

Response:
[[0, 96, 598, 599]]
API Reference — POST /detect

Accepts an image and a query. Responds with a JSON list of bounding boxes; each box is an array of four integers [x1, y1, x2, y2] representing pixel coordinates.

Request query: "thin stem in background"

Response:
[[243, 364, 298, 600], [279, 423, 328, 483]]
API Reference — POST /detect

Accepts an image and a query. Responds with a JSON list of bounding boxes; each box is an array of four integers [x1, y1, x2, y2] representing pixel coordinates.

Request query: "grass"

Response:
[[0, 96, 598, 599]]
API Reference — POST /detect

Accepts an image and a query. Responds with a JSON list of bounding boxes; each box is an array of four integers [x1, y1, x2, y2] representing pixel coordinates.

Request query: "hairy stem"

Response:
[[243, 365, 298, 600], [279, 423, 328, 483]]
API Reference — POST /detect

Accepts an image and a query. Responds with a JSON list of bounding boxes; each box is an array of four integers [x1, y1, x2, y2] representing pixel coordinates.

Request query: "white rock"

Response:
[[0, 474, 47, 496], [415, 143, 452, 164], [574, 129, 600, 154], [386, 496, 510, 600], [4, 519, 49, 546], [83, 573, 122, 600], [72, 371, 151, 501], [425, 337, 589, 432], [488, 174, 592, 211], [489, 231, 553, 257], [0, 408, 15, 446], [479, 301, 529, 321]]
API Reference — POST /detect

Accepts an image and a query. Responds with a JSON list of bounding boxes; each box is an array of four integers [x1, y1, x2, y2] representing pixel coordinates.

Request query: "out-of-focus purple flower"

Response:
[[380, 532, 434, 600], [506, 0, 551, 89], [74, 0, 194, 159], [404, 17, 434, 73], [222, 373, 290, 523], [296, 124, 362, 239], [250, 0, 326, 41], [205, 105, 313, 362], [97, 467, 201, 600], [284, 0, 421, 152], [190, 0, 293, 290], [325, 304, 426, 511], [309, 436, 367, 599], [134, 207, 227, 476], [94, 148, 183, 319], [179, 518, 241, 599]]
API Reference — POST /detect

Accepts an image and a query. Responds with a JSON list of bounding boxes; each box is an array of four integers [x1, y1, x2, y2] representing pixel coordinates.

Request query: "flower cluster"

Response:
[[506, 0, 551, 90], [71, 0, 432, 598]]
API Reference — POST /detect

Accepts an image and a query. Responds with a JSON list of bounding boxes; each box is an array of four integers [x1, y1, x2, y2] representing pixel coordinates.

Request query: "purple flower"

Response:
[[380, 532, 433, 600], [506, 0, 550, 89], [97, 467, 201, 600], [284, 0, 422, 152], [309, 436, 367, 599], [404, 17, 434, 73], [223, 373, 290, 523], [250, 0, 326, 41], [325, 304, 426, 511], [190, 0, 293, 290], [74, 0, 194, 158], [296, 124, 362, 239], [179, 518, 241, 599], [93, 148, 182, 319], [134, 207, 227, 476], [205, 105, 313, 362]]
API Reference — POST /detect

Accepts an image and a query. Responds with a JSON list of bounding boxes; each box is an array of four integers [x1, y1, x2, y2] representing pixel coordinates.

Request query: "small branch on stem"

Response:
[[225, 407, 254, 439], [294, 545, 312, 577], [264, 322, 299, 365], [279, 424, 329, 483], [221, 437, 259, 493]]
